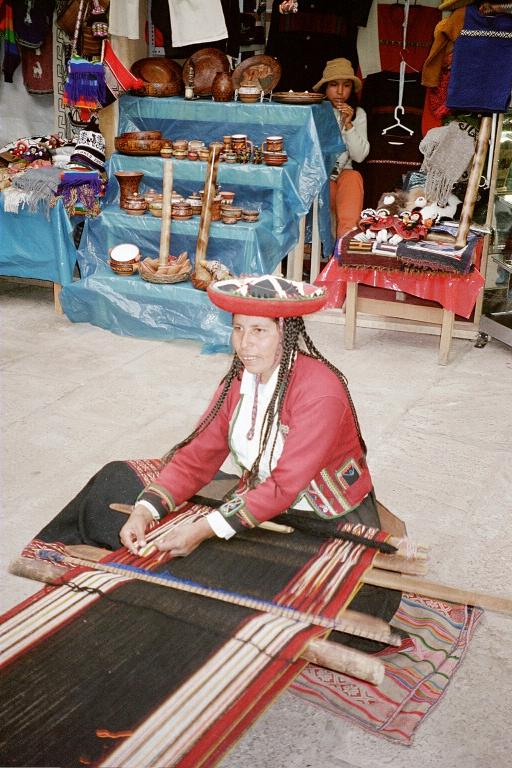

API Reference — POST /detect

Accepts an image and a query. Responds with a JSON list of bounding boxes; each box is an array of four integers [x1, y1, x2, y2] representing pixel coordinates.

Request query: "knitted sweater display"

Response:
[[447, 4, 512, 112]]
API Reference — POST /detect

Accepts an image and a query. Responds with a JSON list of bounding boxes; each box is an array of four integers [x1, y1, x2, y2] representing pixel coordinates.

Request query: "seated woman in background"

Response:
[[313, 58, 370, 238]]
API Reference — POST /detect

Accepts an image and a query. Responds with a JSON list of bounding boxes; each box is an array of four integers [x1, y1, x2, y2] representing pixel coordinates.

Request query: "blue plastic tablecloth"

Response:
[[117, 95, 342, 253], [0, 197, 77, 285]]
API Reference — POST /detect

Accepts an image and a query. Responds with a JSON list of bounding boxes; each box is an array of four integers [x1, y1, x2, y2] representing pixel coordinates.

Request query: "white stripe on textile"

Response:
[[102, 613, 306, 767], [0, 571, 130, 663]]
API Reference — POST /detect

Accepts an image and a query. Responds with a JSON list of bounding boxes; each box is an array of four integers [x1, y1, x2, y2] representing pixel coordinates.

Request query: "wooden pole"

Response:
[[194, 142, 222, 274], [363, 568, 512, 615], [8, 555, 387, 685], [454, 116, 492, 249], [159, 157, 173, 267]]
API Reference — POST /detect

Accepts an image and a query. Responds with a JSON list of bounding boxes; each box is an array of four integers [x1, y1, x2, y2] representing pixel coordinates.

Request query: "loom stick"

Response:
[[302, 639, 384, 686], [363, 568, 512, 615], [159, 157, 173, 267], [6, 555, 388, 685], [62, 555, 401, 645], [373, 553, 429, 576]]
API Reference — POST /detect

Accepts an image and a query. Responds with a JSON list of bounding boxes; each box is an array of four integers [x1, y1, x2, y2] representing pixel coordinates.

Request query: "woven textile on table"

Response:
[[291, 593, 483, 745], [335, 225, 480, 275], [0, 503, 383, 768]]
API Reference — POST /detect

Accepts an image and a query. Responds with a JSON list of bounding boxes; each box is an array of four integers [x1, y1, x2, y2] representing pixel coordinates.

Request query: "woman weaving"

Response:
[[27, 275, 400, 647]]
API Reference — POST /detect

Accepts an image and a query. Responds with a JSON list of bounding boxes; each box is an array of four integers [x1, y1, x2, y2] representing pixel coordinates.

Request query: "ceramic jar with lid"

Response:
[[122, 192, 148, 215], [171, 201, 193, 220]]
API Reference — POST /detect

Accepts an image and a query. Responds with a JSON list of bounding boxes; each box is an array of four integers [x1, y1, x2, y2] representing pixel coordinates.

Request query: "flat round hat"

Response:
[[207, 275, 327, 318]]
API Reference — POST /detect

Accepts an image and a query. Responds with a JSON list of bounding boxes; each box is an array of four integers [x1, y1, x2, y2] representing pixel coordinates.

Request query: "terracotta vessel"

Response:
[[171, 201, 193, 220], [123, 192, 148, 215], [115, 170, 144, 207], [263, 150, 288, 167], [212, 72, 234, 102], [241, 209, 260, 222], [109, 243, 140, 275]]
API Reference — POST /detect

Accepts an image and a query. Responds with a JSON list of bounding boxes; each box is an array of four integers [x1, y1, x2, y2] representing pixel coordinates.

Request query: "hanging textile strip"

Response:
[[0, 503, 386, 768]]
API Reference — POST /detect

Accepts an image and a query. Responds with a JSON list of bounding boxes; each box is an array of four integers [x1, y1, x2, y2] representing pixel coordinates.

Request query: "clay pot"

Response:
[[122, 192, 148, 215], [115, 170, 144, 207], [242, 209, 260, 222], [212, 72, 234, 102], [109, 243, 140, 275], [171, 201, 193, 220], [263, 150, 288, 167]]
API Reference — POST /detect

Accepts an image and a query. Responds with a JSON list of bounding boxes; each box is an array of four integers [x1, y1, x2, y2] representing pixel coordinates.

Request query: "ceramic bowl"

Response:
[[220, 191, 235, 204], [109, 243, 140, 274], [241, 209, 260, 222], [198, 148, 210, 161], [263, 150, 288, 167]]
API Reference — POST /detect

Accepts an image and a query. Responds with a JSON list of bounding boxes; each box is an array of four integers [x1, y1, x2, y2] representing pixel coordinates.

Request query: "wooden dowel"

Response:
[[302, 638, 384, 686], [373, 553, 429, 576], [7, 556, 385, 685], [363, 568, 512, 615], [194, 143, 222, 273], [159, 157, 173, 267], [9, 555, 399, 646]]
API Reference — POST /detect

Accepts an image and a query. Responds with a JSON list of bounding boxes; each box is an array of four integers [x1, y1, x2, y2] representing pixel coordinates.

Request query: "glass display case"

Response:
[[480, 113, 512, 346]]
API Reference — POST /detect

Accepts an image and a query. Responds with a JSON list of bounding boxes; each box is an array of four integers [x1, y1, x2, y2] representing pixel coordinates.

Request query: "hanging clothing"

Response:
[[151, 0, 240, 58], [421, 7, 466, 88], [21, 27, 53, 94], [109, 0, 141, 40], [167, 0, 227, 49], [361, 71, 425, 209], [377, 3, 441, 74], [0, 0, 20, 82], [447, 4, 512, 113], [357, 0, 442, 79], [265, 0, 367, 92], [13, 0, 54, 48]]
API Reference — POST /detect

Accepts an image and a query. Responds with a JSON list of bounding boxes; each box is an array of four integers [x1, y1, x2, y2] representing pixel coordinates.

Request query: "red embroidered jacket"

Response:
[[138, 354, 373, 533]]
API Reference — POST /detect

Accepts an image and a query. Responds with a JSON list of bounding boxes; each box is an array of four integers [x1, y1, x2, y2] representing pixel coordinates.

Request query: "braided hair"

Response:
[[161, 317, 366, 477]]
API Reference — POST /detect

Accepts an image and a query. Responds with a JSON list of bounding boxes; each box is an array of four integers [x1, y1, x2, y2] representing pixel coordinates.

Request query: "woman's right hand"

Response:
[[119, 504, 154, 555]]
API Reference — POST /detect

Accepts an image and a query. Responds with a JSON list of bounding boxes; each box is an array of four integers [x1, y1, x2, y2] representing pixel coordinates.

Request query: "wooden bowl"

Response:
[[134, 81, 182, 97], [121, 131, 162, 141], [115, 136, 165, 156]]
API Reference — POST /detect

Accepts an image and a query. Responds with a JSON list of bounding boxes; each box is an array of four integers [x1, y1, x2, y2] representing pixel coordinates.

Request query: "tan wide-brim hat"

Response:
[[312, 58, 362, 93]]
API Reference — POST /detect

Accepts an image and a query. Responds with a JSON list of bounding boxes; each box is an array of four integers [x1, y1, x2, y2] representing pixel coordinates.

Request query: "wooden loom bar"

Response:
[[158, 157, 173, 267], [8, 555, 386, 686], [363, 568, 512, 615]]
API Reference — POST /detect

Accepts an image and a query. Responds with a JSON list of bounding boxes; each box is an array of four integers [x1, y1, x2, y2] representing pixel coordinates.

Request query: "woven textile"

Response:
[[1, 503, 383, 768], [291, 593, 483, 745]]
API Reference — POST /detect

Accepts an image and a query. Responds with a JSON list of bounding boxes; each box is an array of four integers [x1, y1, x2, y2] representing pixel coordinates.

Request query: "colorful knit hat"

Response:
[[207, 275, 327, 317], [70, 121, 106, 171]]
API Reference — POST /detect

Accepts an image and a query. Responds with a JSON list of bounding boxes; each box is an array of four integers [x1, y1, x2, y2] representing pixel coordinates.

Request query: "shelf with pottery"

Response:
[[116, 95, 343, 260]]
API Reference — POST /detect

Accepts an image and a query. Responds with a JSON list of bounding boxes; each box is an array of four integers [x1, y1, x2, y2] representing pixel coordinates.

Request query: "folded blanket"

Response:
[[3, 166, 61, 217]]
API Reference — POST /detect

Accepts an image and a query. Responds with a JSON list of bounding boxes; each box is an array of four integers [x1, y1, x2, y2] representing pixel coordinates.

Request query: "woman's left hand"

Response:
[[155, 518, 214, 557]]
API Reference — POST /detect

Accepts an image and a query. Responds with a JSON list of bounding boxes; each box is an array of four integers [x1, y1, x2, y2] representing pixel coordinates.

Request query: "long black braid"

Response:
[[161, 317, 366, 476]]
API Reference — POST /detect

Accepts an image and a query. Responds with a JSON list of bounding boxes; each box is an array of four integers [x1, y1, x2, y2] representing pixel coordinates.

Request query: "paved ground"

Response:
[[2, 281, 511, 768]]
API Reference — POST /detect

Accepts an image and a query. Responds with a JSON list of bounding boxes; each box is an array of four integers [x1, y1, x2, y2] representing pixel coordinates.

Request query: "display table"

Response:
[[0, 198, 77, 311], [118, 95, 342, 256], [316, 262, 485, 364], [62, 95, 342, 347]]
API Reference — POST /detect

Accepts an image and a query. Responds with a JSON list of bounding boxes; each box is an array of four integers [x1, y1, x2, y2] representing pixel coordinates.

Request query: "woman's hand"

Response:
[[119, 504, 154, 555], [338, 103, 354, 129], [155, 518, 214, 558]]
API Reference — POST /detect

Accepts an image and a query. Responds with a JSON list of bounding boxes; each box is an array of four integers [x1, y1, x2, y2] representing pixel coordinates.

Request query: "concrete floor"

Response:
[[2, 280, 512, 768]]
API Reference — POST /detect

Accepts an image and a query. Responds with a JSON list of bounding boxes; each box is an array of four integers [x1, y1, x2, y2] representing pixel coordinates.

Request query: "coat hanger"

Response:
[[382, 59, 414, 136]]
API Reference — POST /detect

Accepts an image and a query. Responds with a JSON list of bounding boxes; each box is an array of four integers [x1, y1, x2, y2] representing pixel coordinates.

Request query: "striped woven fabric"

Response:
[[0, 503, 381, 768], [290, 593, 483, 745]]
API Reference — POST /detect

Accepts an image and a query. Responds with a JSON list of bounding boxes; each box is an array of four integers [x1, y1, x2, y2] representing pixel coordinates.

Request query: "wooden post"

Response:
[[159, 157, 173, 267], [454, 116, 492, 249], [194, 143, 222, 274], [344, 280, 358, 349]]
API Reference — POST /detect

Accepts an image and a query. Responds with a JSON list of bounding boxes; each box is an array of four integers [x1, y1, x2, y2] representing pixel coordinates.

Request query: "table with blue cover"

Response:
[[0, 198, 77, 308], [61, 95, 342, 348]]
